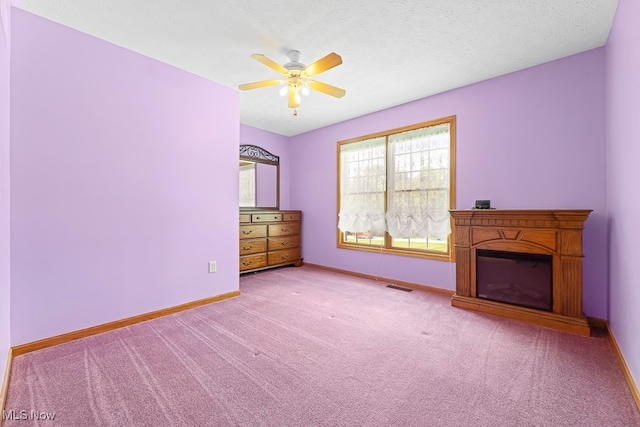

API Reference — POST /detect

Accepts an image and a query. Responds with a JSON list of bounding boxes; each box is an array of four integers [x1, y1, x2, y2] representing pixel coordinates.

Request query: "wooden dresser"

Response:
[[239, 210, 302, 273]]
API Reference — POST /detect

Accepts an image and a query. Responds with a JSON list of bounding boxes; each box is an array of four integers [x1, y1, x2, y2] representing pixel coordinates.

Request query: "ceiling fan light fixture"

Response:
[[239, 50, 345, 111]]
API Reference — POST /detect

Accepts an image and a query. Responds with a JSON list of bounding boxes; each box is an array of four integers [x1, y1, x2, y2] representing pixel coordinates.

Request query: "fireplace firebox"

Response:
[[476, 249, 552, 312], [449, 209, 592, 336]]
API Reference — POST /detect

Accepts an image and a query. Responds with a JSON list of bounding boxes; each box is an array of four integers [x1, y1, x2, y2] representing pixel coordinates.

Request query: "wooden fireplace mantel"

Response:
[[449, 209, 592, 336]]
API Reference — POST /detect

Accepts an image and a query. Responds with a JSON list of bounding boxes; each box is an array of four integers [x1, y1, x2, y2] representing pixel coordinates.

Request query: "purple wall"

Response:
[[605, 0, 640, 389], [0, 0, 11, 389], [0, 0, 8, 40], [10, 9, 240, 345], [240, 125, 290, 209], [289, 48, 607, 319]]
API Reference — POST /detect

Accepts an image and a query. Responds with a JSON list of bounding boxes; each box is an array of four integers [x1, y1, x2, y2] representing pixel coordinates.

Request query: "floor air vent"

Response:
[[386, 284, 413, 292]]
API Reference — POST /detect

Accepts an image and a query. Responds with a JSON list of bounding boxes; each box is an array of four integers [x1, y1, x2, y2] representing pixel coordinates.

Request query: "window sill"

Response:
[[337, 242, 455, 262]]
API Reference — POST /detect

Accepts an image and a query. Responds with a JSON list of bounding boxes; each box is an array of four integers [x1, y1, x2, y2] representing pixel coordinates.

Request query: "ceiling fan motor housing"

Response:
[[283, 50, 305, 70]]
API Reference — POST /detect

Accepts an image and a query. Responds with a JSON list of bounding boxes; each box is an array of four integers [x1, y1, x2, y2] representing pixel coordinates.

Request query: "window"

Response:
[[337, 115, 455, 260], [239, 162, 256, 207]]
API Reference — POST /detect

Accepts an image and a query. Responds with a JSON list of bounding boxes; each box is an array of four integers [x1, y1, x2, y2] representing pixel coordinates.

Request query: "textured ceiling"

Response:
[[18, 0, 617, 137]]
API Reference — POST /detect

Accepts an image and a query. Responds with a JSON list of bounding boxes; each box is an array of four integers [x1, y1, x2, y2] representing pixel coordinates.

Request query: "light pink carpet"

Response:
[[4, 266, 639, 426]]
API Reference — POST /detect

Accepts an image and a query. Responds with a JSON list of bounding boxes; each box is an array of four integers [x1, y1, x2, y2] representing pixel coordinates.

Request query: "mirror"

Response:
[[239, 144, 280, 209]]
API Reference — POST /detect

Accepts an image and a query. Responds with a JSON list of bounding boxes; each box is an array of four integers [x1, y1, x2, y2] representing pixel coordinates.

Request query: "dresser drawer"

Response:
[[268, 248, 300, 266], [268, 236, 300, 251], [240, 239, 267, 255], [240, 225, 267, 239], [240, 254, 267, 271], [252, 213, 282, 223], [282, 212, 301, 222], [268, 222, 300, 237], [239, 213, 251, 223]]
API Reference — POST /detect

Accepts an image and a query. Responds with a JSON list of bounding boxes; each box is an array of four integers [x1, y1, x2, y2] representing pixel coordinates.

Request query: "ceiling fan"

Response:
[[238, 50, 346, 114]]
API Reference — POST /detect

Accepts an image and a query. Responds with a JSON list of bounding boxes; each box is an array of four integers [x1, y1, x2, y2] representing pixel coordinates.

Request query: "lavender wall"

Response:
[[605, 0, 640, 389], [289, 48, 607, 319], [10, 9, 240, 345], [0, 0, 11, 390], [0, 0, 8, 38], [240, 125, 290, 209]]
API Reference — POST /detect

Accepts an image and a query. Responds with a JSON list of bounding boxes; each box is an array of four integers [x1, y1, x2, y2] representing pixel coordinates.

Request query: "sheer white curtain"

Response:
[[239, 163, 256, 207], [385, 124, 451, 240], [338, 137, 387, 235]]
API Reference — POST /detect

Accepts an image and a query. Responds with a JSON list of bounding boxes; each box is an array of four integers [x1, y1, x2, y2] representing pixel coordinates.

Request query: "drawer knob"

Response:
[[281, 228, 289, 232], [242, 245, 252, 250], [280, 241, 289, 246], [256, 217, 261, 220], [242, 230, 252, 235], [242, 260, 253, 266], [273, 216, 278, 219], [280, 254, 289, 260]]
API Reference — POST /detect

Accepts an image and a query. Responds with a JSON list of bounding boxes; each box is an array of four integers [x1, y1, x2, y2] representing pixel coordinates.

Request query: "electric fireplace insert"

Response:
[[476, 249, 552, 312]]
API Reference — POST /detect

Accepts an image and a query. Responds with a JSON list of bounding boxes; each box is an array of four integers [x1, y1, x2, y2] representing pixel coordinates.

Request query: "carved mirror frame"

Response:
[[240, 144, 280, 210]]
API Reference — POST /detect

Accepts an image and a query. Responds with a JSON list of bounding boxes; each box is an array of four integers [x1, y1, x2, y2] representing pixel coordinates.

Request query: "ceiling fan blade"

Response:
[[304, 52, 342, 77], [238, 79, 283, 91], [307, 80, 346, 98], [251, 54, 288, 74], [288, 89, 300, 108]]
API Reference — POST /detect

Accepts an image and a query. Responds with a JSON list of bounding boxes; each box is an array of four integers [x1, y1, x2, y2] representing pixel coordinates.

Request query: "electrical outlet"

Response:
[[208, 261, 217, 273]]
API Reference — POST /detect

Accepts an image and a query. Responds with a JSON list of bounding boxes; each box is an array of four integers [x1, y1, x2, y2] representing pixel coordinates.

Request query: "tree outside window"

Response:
[[337, 115, 456, 260]]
